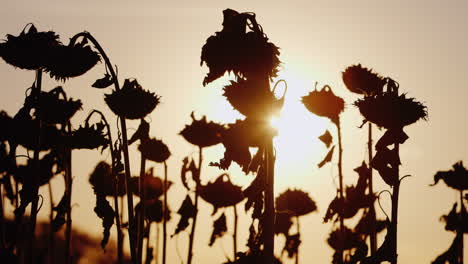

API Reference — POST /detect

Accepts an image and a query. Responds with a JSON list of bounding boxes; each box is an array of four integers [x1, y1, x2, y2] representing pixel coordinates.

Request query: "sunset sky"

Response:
[[1, 0, 467, 263]]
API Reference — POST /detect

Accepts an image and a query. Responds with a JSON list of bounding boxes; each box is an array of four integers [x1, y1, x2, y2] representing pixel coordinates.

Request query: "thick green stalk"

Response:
[[187, 147, 202, 264]]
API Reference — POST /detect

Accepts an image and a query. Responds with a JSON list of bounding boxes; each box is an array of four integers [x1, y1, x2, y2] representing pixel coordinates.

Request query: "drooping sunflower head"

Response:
[[44, 38, 100, 81], [69, 121, 108, 150], [138, 138, 170, 163], [355, 92, 427, 129], [275, 189, 317, 217], [180, 112, 225, 148], [105, 79, 160, 120], [302, 84, 345, 125], [198, 174, 244, 214], [342, 64, 385, 95], [0, 24, 60, 70]]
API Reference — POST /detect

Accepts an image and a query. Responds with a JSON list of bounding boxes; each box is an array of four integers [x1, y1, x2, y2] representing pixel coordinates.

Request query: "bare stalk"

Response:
[[137, 154, 147, 263], [265, 139, 275, 264], [368, 123, 377, 254], [232, 204, 238, 261], [70, 32, 137, 262], [459, 190, 464, 264], [390, 143, 400, 264], [163, 161, 168, 264], [47, 183, 54, 264], [295, 216, 300, 264], [337, 119, 345, 262], [187, 147, 203, 264], [64, 123, 73, 264]]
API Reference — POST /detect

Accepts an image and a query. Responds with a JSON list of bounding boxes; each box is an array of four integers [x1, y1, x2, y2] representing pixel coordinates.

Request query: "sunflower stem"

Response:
[[27, 68, 43, 264], [137, 153, 147, 263], [337, 119, 345, 262], [71, 32, 137, 262], [459, 190, 464, 264], [295, 216, 300, 264], [64, 122, 73, 264], [163, 161, 168, 264], [233, 203, 238, 261], [265, 138, 275, 264], [390, 143, 400, 264], [47, 180, 55, 264], [368, 122, 377, 255], [187, 147, 202, 264]]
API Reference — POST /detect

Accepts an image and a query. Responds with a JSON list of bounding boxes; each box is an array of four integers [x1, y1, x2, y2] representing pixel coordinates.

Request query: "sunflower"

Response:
[[180, 112, 225, 147], [342, 64, 385, 95], [327, 227, 363, 252], [354, 92, 427, 129], [135, 199, 171, 223], [198, 174, 244, 214], [138, 138, 170, 163], [0, 111, 13, 141], [130, 173, 172, 199], [44, 38, 100, 81], [69, 122, 108, 150], [0, 24, 60, 70], [223, 78, 284, 118], [88, 161, 126, 197], [200, 9, 280, 85], [104, 79, 160, 120], [432, 161, 468, 191], [302, 85, 345, 125], [275, 189, 317, 217]]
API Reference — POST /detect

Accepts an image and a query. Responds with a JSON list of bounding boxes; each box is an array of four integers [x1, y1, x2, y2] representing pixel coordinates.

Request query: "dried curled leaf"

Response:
[[282, 233, 300, 258], [172, 195, 197, 236], [51, 192, 70, 232], [431, 161, 468, 191], [209, 213, 227, 246], [431, 233, 462, 264], [128, 119, 150, 145], [371, 147, 400, 186], [180, 157, 199, 191], [92, 73, 114, 89], [319, 130, 333, 148], [93, 193, 115, 249], [318, 146, 335, 168]]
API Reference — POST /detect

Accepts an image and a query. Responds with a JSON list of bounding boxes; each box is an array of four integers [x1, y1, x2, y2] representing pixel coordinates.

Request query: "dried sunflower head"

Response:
[[302, 85, 345, 125], [354, 92, 427, 129], [275, 189, 317, 217], [105, 79, 160, 120], [44, 38, 100, 81], [135, 199, 171, 223], [432, 161, 468, 191], [89, 161, 126, 197], [198, 174, 244, 214], [24, 87, 82, 124], [0, 24, 60, 70], [327, 226, 363, 251], [69, 121, 108, 150], [180, 112, 225, 148], [200, 9, 280, 85], [223, 78, 285, 119], [138, 138, 170, 163], [342, 64, 385, 95], [130, 172, 172, 199]]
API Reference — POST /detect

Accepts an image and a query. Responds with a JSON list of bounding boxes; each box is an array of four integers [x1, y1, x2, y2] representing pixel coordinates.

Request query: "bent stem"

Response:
[[187, 146, 203, 264], [265, 139, 275, 263], [163, 161, 168, 264], [70, 32, 137, 262]]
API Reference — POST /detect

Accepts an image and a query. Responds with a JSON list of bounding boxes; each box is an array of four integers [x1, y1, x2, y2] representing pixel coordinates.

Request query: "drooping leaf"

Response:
[[209, 213, 227, 246], [282, 233, 300, 258], [431, 161, 468, 191], [431, 233, 462, 264], [128, 119, 150, 145], [93, 193, 115, 249], [51, 192, 70, 232], [318, 146, 335, 168], [92, 73, 114, 89], [319, 130, 333, 148], [360, 220, 396, 264], [172, 195, 197, 236]]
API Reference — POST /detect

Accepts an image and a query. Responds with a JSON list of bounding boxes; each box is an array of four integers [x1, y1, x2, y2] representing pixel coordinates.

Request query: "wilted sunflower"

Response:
[[275, 189, 317, 217], [200, 9, 280, 85], [302, 85, 345, 125], [327, 226, 363, 252], [223, 78, 284, 118], [89, 161, 126, 197], [354, 92, 427, 129], [138, 138, 170, 163], [0, 111, 13, 141], [180, 112, 225, 147], [342, 64, 385, 95], [130, 173, 172, 199], [431, 161, 468, 191], [69, 122, 108, 150], [104, 79, 160, 120], [24, 87, 82, 124], [0, 24, 60, 70], [198, 174, 244, 214], [44, 38, 100, 81], [135, 199, 171, 223]]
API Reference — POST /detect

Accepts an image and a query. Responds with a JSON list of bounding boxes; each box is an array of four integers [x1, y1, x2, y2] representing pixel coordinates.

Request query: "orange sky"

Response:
[[1, 0, 467, 263]]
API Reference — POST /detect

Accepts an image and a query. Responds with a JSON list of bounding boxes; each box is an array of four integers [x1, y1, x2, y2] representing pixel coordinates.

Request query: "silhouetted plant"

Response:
[[201, 8, 285, 263], [356, 77, 427, 264], [430, 161, 467, 264], [275, 189, 317, 264], [342, 64, 386, 254]]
